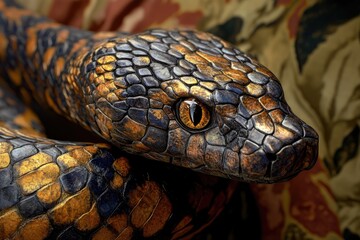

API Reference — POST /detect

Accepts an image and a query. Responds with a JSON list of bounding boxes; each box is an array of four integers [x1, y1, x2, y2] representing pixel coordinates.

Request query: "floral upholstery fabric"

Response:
[[18, 0, 360, 239]]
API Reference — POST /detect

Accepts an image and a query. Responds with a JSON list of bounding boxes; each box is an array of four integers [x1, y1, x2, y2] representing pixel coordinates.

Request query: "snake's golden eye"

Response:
[[177, 98, 211, 130]]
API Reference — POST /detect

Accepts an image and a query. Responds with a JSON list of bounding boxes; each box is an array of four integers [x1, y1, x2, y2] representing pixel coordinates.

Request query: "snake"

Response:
[[0, 0, 319, 239]]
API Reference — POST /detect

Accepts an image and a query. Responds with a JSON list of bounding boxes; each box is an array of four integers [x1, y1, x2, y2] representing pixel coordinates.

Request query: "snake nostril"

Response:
[[266, 153, 277, 162]]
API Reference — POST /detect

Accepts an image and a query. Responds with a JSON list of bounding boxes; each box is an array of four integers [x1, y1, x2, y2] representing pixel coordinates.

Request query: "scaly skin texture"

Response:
[[0, 84, 236, 239], [0, 0, 319, 239], [0, 0, 318, 183]]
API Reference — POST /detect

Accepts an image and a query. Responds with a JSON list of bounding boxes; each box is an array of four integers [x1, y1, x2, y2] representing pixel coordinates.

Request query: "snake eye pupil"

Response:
[[189, 102, 202, 126], [177, 98, 211, 130]]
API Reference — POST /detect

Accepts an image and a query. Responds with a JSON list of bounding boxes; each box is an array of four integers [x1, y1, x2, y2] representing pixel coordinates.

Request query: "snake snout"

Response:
[[228, 109, 319, 183], [261, 117, 318, 183], [267, 131, 318, 182]]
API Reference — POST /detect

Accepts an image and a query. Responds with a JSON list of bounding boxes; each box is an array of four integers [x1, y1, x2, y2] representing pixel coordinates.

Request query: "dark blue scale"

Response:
[[113, 100, 128, 110], [18, 194, 44, 218], [104, 167, 115, 182], [149, 49, 176, 65], [193, 71, 212, 81], [172, 66, 190, 76], [225, 83, 244, 95], [188, 39, 209, 51], [151, 29, 168, 37], [9, 138, 35, 148], [89, 151, 115, 176], [168, 49, 183, 58], [60, 166, 88, 194], [10, 145, 38, 162], [35, 143, 54, 150], [249, 129, 266, 145], [234, 115, 248, 129], [115, 67, 135, 77], [132, 50, 147, 56], [168, 31, 184, 41], [128, 108, 148, 125], [142, 76, 159, 87], [137, 68, 152, 76], [162, 37, 177, 44], [150, 42, 169, 52], [237, 102, 251, 119], [125, 73, 141, 84], [198, 46, 222, 56], [88, 174, 107, 198], [126, 96, 149, 108], [0, 167, 12, 188], [213, 89, 239, 105], [247, 72, 269, 85], [0, 184, 20, 210], [128, 37, 150, 52], [127, 84, 146, 97], [115, 43, 132, 52], [96, 188, 122, 218], [116, 59, 132, 67]]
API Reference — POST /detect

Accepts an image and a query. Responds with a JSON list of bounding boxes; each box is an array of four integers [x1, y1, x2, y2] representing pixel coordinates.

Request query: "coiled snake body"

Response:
[[0, 0, 319, 239]]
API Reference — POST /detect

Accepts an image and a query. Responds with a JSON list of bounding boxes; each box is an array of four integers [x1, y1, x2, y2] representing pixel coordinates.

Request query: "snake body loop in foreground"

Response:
[[0, 0, 318, 239]]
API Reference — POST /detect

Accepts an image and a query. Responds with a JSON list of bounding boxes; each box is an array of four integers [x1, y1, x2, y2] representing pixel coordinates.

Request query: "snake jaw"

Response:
[[238, 116, 318, 183]]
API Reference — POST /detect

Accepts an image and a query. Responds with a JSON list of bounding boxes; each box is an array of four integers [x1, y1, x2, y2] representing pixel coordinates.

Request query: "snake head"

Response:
[[83, 29, 318, 183]]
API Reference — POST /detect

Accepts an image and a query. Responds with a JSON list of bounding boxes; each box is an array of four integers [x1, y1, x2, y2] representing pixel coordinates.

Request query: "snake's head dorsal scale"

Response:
[[82, 29, 318, 183]]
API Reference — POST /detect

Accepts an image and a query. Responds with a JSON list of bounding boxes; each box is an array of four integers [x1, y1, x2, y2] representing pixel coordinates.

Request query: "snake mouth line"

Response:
[[264, 138, 318, 180], [179, 135, 318, 184]]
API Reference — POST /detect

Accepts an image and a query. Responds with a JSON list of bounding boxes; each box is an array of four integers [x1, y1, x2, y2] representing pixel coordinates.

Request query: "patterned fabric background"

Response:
[[17, 0, 360, 239]]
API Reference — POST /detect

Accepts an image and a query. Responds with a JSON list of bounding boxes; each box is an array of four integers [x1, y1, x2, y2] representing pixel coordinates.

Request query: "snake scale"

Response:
[[0, 0, 319, 239]]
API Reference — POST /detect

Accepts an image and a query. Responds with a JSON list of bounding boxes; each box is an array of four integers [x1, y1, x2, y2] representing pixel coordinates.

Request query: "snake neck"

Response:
[[0, 2, 116, 131]]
